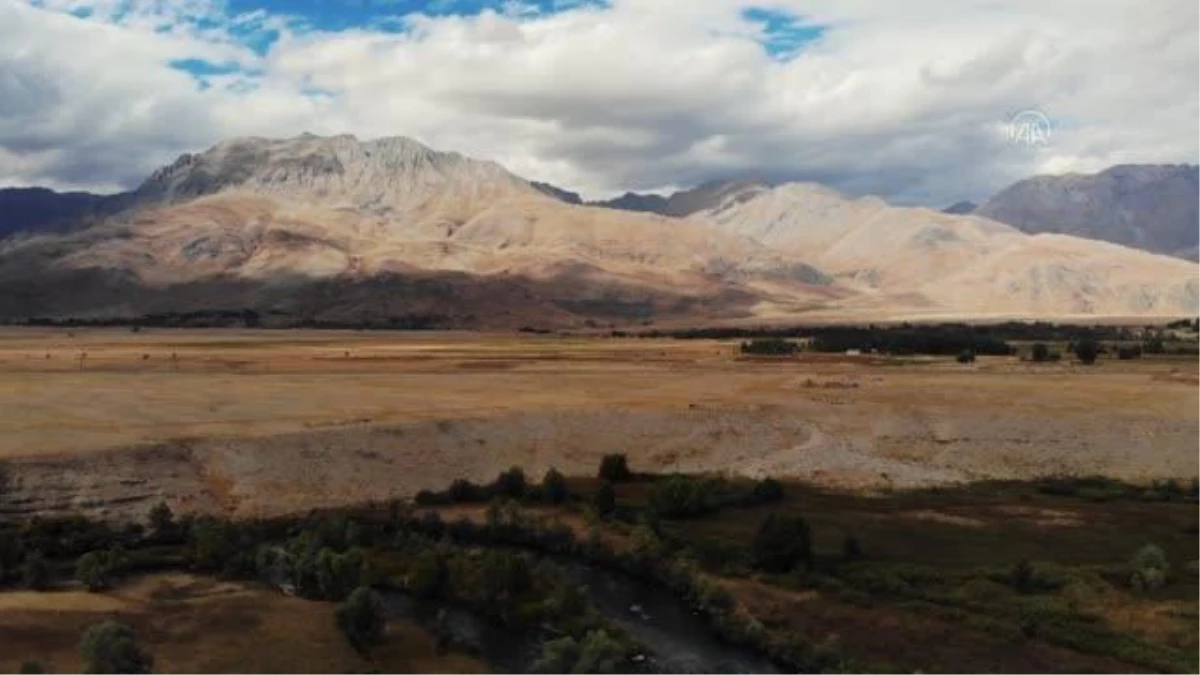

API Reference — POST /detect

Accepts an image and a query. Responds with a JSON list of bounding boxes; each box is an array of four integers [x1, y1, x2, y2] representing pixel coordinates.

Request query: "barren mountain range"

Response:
[[971, 165, 1200, 261], [0, 134, 1195, 327]]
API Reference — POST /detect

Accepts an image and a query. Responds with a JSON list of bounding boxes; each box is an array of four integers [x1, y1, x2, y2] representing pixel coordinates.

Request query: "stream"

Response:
[[380, 558, 781, 674]]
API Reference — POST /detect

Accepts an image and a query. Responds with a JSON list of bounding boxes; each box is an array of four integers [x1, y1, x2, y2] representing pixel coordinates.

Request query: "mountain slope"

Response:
[[974, 165, 1199, 260], [690, 182, 1198, 317], [0, 135, 833, 326]]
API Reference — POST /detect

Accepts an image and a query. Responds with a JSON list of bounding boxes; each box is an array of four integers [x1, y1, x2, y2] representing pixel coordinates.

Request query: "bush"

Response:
[[409, 550, 447, 599], [750, 478, 785, 504], [336, 587, 386, 655], [147, 501, 174, 539], [598, 454, 631, 483], [841, 535, 863, 561], [751, 514, 812, 573], [76, 550, 125, 592], [448, 479, 482, 503], [494, 467, 527, 499], [592, 482, 616, 517], [79, 621, 153, 674], [740, 338, 800, 356], [1130, 544, 1169, 592], [1073, 338, 1100, 364], [650, 475, 718, 518], [534, 630, 624, 673], [18, 661, 44, 674], [956, 349, 976, 364], [541, 468, 568, 504]]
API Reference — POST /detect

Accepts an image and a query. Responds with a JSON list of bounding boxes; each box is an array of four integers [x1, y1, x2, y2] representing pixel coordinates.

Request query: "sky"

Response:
[[1, 0, 1197, 205]]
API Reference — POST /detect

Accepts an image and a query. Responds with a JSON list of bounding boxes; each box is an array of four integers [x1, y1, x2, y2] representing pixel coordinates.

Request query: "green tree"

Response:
[[19, 660, 45, 674], [495, 466, 527, 499], [188, 517, 234, 572], [592, 482, 616, 517], [1073, 338, 1100, 364], [542, 468, 568, 504], [480, 550, 532, 605], [751, 514, 811, 573], [22, 551, 50, 590], [650, 475, 716, 518], [597, 454, 631, 483], [147, 502, 174, 539], [79, 621, 153, 674], [77, 550, 122, 592], [335, 587, 386, 656], [956, 349, 976, 364]]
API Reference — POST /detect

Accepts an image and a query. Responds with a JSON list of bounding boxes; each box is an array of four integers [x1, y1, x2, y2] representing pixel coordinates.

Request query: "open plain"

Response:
[[0, 327, 1196, 520]]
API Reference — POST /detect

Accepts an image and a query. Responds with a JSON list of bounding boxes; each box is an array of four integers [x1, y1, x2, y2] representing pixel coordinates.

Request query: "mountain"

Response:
[[689, 182, 1198, 317], [0, 135, 830, 327], [973, 165, 1199, 260], [0, 135, 1195, 326], [534, 179, 771, 217], [0, 187, 113, 238], [530, 181, 582, 204], [591, 179, 769, 217], [941, 201, 977, 215]]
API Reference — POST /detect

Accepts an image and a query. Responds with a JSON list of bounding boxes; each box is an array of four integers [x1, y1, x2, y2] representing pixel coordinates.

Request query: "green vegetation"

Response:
[[534, 629, 625, 674], [597, 454, 631, 483], [1, 469, 1195, 674], [1072, 338, 1100, 364], [739, 338, 800, 355], [18, 660, 44, 674], [336, 586, 386, 656], [79, 621, 153, 674]]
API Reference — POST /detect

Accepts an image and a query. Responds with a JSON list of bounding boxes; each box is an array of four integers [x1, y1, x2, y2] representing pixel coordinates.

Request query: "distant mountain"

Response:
[[974, 165, 1199, 260], [532, 179, 771, 218], [942, 201, 977, 215], [589, 179, 770, 217], [0, 187, 112, 238], [530, 181, 582, 204]]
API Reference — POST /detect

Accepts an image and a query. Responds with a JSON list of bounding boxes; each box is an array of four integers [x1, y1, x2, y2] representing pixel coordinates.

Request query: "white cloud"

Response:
[[1, 0, 1196, 204]]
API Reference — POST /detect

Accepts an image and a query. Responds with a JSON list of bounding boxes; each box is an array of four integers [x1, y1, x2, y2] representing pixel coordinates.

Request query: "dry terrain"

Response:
[[0, 573, 481, 673], [0, 327, 1195, 520]]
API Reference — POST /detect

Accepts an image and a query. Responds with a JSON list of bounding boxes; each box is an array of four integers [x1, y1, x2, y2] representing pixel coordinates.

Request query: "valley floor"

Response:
[[0, 327, 1195, 520]]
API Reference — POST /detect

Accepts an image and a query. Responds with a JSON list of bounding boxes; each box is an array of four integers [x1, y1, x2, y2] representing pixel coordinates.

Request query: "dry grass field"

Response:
[[0, 572, 482, 674], [0, 327, 1195, 520]]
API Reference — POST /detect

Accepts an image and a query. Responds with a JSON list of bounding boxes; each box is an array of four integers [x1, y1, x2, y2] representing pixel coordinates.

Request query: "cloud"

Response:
[[1, 0, 1196, 204]]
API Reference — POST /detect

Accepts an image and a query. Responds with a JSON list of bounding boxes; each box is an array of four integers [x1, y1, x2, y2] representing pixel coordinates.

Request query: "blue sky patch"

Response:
[[741, 6, 826, 60]]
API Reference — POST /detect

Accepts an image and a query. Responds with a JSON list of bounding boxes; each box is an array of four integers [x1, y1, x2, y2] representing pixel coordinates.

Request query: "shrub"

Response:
[[1073, 338, 1100, 364], [541, 468, 568, 504], [751, 514, 812, 573], [494, 467, 527, 499], [1011, 559, 1036, 593], [592, 482, 616, 516], [598, 454, 631, 483], [535, 630, 624, 674], [79, 621, 153, 674], [1130, 544, 1169, 592], [409, 550, 447, 599], [649, 475, 719, 518], [447, 479, 481, 502], [76, 550, 125, 592], [18, 661, 44, 674], [956, 349, 976, 364], [147, 501, 174, 539], [336, 587, 386, 655], [740, 338, 800, 356]]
